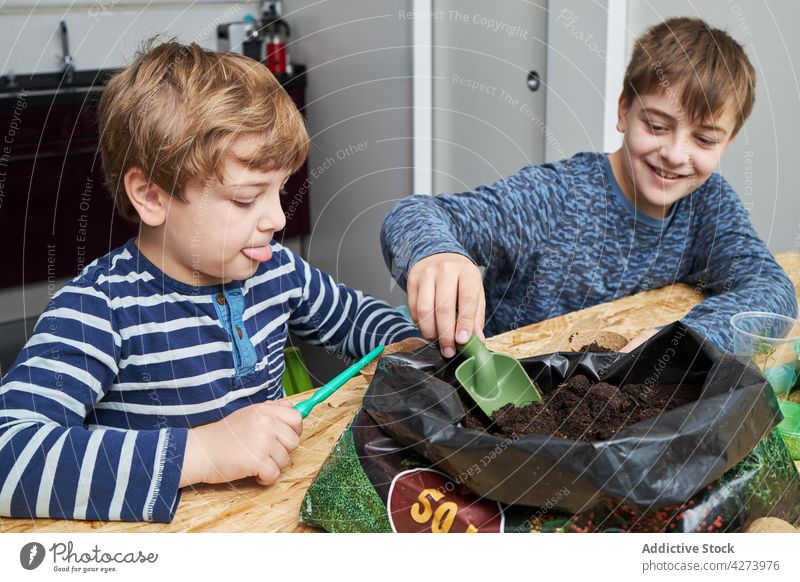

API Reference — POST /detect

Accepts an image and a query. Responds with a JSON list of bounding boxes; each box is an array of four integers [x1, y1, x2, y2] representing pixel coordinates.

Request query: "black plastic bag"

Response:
[[363, 322, 782, 513]]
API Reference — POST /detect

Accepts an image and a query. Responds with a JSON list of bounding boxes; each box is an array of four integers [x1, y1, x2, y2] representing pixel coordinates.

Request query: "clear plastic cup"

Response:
[[731, 311, 800, 396]]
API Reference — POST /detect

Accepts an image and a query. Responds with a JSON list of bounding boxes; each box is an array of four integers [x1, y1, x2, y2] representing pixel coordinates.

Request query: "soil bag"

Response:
[[299, 323, 800, 532]]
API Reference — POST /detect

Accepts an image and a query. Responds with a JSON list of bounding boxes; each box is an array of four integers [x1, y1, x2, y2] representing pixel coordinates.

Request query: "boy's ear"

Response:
[[616, 92, 630, 133], [124, 167, 170, 227]]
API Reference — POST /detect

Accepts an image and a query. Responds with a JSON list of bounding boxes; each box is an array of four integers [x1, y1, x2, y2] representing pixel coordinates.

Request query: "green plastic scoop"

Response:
[[454, 335, 542, 416], [293, 344, 385, 418]]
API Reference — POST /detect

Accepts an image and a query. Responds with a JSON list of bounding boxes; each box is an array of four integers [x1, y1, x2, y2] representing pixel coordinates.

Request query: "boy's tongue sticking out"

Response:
[[242, 244, 273, 263]]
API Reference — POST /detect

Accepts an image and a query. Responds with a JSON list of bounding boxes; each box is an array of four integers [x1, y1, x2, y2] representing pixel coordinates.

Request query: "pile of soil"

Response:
[[579, 341, 610, 353], [464, 374, 701, 442], [568, 331, 629, 352]]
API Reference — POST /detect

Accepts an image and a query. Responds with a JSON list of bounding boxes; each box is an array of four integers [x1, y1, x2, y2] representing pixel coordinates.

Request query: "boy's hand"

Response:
[[620, 328, 659, 352], [179, 400, 303, 488], [407, 253, 486, 358]]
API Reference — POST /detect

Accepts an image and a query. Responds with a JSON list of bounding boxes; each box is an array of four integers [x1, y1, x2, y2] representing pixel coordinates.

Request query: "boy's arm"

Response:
[[381, 164, 558, 353], [0, 285, 187, 522], [380, 165, 554, 290], [681, 178, 798, 351], [286, 251, 421, 358]]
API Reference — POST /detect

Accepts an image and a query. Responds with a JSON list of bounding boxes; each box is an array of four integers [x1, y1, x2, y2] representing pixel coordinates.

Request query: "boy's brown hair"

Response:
[[98, 39, 308, 222], [622, 17, 755, 136]]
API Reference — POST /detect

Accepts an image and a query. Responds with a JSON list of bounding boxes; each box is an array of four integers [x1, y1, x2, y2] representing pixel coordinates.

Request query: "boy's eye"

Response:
[[695, 135, 716, 146], [232, 199, 255, 208], [647, 122, 666, 132]]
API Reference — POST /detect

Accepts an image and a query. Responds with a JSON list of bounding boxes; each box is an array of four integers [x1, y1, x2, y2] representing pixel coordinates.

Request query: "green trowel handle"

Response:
[[293, 344, 385, 419], [456, 334, 497, 395]]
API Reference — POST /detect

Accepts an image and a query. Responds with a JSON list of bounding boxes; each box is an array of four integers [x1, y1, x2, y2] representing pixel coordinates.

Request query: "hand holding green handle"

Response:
[[292, 344, 385, 418]]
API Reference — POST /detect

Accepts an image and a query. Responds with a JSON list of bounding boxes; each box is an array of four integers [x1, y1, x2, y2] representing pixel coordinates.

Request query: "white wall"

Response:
[[284, 0, 414, 305], [625, 1, 800, 256], [545, 0, 626, 161]]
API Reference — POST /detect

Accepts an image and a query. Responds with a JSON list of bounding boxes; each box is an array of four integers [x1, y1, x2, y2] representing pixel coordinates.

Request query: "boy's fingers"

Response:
[[260, 401, 303, 435], [435, 270, 458, 358], [455, 272, 482, 345], [274, 421, 301, 453], [415, 275, 437, 340], [255, 457, 281, 486], [475, 293, 486, 340], [270, 442, 290, 470], [455, 311, 474, 345], [273, 405, 303, 435], [407, 274, 419, 323]]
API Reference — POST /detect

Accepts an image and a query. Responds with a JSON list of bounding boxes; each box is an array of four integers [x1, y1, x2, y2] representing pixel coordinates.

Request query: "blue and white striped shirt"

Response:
[[0, 238, 419, 522]]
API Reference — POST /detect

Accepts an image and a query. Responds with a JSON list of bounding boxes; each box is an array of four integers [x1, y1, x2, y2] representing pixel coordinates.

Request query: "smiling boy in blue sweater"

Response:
[[0, 41, 419, 522], [382, 17, 796, 356]]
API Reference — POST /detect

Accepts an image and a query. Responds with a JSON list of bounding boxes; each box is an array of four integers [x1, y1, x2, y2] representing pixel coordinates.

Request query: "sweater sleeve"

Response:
[[380, 164, 560, 290], [681, 176, 798, 351], [286, 251, 421, 358], [0, 284, 187, 522]]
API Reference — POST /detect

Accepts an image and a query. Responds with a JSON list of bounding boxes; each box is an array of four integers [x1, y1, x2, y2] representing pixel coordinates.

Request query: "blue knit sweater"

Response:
[[381, 152, 797, 348]]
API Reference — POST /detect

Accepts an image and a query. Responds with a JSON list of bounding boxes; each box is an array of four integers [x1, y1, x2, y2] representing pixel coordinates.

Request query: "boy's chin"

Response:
[[199, 263, 259, 285], [634, 188, 687, 218], [197, 255, 267, 284], [233, 258, 263, 278], [643, 187, 688, 206]]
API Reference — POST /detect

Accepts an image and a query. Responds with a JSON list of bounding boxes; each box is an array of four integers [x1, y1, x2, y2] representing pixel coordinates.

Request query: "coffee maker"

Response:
[[217, 3, 294, 74], [217, 16, 264, 61]]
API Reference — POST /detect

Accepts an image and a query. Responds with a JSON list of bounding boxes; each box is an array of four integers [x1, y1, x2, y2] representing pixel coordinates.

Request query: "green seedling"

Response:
[[754, 330, 777, 372]]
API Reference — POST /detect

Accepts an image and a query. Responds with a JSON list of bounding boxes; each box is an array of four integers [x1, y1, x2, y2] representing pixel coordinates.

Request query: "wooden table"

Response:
[[2, 252, 798, 533]]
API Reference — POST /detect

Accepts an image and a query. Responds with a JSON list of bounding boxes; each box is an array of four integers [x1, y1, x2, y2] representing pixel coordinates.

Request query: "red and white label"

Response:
[[387, 468, 505, 533]]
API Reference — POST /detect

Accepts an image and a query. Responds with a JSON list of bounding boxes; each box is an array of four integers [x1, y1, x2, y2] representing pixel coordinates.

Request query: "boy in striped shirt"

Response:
[[0, 41, 420, 522]]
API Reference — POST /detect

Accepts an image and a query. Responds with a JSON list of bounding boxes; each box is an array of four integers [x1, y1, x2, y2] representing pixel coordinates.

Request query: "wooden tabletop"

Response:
[[2, 252, 798, 533]]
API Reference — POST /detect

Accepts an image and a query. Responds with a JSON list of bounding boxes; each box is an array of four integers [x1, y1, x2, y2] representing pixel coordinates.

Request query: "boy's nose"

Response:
[[658, 138, 691, 168], [258, 197, 286, 233]]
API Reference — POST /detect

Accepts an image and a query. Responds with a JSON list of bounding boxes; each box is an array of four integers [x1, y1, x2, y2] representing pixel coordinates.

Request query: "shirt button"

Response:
[[216, 294, 226, 305], [235, 326, 243, 339]]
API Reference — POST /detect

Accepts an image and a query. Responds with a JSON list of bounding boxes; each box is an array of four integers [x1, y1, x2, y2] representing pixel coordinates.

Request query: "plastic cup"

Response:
[[730, 311, 800, 396], [778, 400, 800, 461]]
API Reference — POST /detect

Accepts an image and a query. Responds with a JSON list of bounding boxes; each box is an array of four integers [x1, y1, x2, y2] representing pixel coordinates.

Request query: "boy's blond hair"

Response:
[[623, 17, 755, 136], [98, 40, 308, 222]]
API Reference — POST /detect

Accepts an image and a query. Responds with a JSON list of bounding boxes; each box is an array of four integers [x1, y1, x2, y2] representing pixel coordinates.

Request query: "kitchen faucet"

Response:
[[59, 20, 74, 84]]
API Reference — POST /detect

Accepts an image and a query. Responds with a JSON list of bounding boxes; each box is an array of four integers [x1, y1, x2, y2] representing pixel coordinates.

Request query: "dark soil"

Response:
[[463, 374, 701, 442], [579, 342, 608, 353]]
